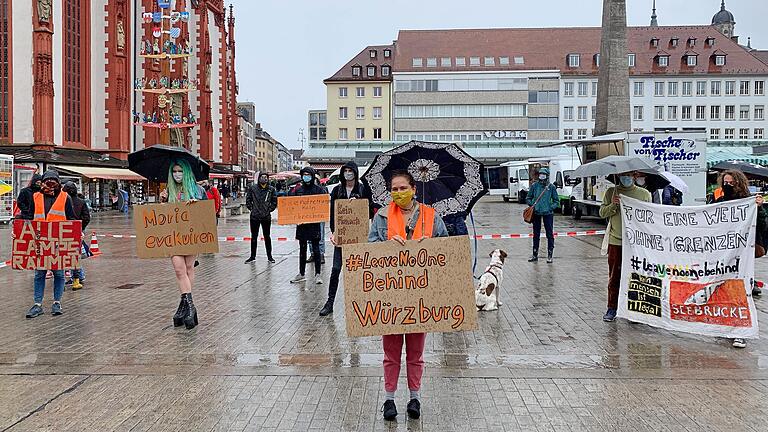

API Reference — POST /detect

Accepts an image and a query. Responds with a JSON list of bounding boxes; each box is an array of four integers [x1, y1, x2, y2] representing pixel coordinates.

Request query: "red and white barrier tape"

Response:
[[0, 260, 9, 269]]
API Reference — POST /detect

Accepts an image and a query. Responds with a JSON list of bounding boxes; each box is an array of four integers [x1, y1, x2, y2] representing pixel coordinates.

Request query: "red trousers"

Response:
[[382, 333, 426, 392], [607, 244, 622, 309]]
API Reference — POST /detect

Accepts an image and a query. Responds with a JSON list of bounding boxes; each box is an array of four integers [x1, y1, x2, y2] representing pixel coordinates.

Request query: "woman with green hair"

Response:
[[159, 159, 207, 330]]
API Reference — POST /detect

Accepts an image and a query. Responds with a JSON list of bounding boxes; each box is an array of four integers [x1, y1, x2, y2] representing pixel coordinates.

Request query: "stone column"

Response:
[[33, 0, 55, 145], [594, 0, 630, 138]]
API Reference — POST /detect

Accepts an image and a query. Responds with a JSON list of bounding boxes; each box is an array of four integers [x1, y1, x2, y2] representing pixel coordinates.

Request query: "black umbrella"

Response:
[[128, 145, 210, 182], [712, 160, 768, 180], [605, 167, 671, 191], [362, 141, 488, 217]]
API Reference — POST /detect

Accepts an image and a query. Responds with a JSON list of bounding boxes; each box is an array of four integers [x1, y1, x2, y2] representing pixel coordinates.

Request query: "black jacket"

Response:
[[329, 161, 374, 232], [70, 195, 91, 230], [291, 167, 326, 241], [246, 183, 278, 220], [19, 190, 77, 221]]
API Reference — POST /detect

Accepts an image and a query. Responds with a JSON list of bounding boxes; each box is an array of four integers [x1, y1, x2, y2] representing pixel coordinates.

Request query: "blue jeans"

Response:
[[34, 270, 65, 304], [532, 213, 555, 255], [72, 266, 85, 280]]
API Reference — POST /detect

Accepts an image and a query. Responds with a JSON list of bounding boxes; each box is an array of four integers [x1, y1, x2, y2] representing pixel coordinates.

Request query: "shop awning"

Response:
[[54, 166, 146, 181], [209, 173, 234, 179], [706, 150, 768, 168]]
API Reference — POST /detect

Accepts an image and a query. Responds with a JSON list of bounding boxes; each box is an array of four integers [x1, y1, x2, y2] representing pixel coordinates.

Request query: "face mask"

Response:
[[538, 174, 548, 181], [619, 176, 634, 188], [259, 177, 268, 185], [32, 182, 42, 192], [343, 171, 355, 182], [391, 190, 415, 209], [302, 175, 313, 183], [635, 177, 646, 187], [42, 181, 58, 196], [722, 183, 735, 197], [172, 172, 184, 183]]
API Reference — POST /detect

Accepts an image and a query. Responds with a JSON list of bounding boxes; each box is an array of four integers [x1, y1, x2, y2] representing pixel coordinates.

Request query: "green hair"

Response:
[[166, 159, 199, 203]]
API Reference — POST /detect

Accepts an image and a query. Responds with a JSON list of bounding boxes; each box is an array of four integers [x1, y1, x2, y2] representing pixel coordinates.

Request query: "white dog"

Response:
[[475, 249, 508, 311]]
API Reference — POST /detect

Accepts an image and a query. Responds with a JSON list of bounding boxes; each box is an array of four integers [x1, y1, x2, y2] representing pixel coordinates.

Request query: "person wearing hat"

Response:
[[526, 167, 560, 263], [20, 170, 77, 318], [289, 167, 326, 284], [14, 173, 42, 218], [62, 181, 90, 290]]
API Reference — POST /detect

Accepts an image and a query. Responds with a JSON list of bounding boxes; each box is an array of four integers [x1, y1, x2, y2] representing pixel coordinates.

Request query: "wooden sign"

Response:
[[134, 200, 219, 258], [12, 220, 83, 270], [334, 199, 370, 245], [342, 235, 478, 337], [277, 194, 330, 225]]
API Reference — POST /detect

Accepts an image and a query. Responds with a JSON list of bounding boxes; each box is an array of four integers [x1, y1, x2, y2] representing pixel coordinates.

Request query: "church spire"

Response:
[[650, 0, 658, 27], [721, 0, 726, 11]]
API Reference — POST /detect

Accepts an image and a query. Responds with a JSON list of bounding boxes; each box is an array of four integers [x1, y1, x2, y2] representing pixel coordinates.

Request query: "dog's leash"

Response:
[[471, 211, 480, 280]]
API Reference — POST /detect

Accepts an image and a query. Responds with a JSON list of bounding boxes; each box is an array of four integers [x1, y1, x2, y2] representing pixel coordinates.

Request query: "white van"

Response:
[[501, 160, 531, 203]]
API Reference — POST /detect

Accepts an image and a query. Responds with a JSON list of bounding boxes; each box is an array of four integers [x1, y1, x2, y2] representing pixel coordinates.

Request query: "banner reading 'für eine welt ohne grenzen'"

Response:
[[618, 196, 759, 339]]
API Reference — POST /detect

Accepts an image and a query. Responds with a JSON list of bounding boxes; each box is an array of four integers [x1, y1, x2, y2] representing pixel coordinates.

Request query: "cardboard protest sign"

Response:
[[277, 194, 330, 225], [12, 220, 83, 270], [334, 199, 370, 245], [618, 196, 759, 339], [134, 200, 219, 258], [342, 235, 478, 337]]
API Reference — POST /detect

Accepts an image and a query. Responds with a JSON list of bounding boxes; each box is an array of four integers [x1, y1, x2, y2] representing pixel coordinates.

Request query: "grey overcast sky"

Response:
[[229, 0, 767, 149]]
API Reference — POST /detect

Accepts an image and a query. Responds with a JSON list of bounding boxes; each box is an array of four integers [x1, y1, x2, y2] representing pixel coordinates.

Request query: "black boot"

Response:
[[547, 250, 553, 263], [183, 293, 198, 329], [173, 295, 188, 327], [528, 250, 539, 262], [319, 300, 334, 316]]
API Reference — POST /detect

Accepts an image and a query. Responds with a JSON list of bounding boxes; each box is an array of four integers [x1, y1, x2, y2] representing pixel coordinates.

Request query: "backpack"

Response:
[[670, 188, 683, 206]]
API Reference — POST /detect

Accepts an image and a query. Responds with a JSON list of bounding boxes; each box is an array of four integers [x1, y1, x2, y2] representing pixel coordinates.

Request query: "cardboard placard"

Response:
[[277, 194, 330, 225], [12, 220, 83, 270], [134, 200, 219, 258], [334, 199, 370, 245], [342, 235, 478, 337]]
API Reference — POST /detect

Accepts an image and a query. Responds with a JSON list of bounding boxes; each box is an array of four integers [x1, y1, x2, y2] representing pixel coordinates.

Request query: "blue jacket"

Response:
[[526, 181, 559, 215]]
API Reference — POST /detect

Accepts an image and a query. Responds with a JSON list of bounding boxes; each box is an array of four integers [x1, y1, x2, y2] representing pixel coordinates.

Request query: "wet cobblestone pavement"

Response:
[[1, 198, 767, 431]]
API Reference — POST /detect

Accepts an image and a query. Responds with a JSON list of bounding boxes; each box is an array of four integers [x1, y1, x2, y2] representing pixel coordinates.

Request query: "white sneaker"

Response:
[[732, 338, 747, 348], [290, 274, 306, 283], [315, 274, 323, 285]]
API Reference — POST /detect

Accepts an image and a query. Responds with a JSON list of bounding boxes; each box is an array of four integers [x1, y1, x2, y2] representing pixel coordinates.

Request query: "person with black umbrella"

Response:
[[289, 167, 325, 285]]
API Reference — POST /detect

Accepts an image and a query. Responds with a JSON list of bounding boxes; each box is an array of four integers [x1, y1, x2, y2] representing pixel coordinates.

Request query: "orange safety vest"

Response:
[[33, 191, 69, 221], [714, 187, 724, 201], [387, 201, 435, 240]]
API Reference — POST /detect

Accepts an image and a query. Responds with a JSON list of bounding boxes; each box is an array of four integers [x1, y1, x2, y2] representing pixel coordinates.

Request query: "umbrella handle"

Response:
[[470, 211, 480, 280]]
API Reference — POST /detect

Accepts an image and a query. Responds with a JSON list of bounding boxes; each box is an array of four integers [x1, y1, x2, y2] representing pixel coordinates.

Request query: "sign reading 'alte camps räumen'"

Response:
[[12, 220, 83, 270]]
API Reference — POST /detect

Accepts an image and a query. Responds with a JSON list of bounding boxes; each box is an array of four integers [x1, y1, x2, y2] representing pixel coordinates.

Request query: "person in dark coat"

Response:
[[62, 181, 90, 290], [245, 172, 278, 263], [289, 167, 326, 285], [319, 161, 374, 316], [15, 173, 43, 218]]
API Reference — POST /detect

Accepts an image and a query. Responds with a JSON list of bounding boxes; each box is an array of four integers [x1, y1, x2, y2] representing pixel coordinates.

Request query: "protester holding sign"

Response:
[[289, 167, 326, 285], [319, 161, 373, 317], [526, 167, 560, 263], [599, 172, 652, 323], [159, 160, 207, 330], [20, 170, 77, 319], [245, 172, 278, 264], [368, 169, 448, 421]]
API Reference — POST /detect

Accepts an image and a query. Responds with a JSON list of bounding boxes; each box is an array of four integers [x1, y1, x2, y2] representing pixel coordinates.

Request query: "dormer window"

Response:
[[369, 50, 377, 59], [706, 37, 716, 47], [628, 53, 636, 67], [352, 65, 361, 77], [383, 49, 391, 58], [594, 53, 600, 67], [650, 37, 659, 47], [426, 57, 437, 67], [367, 65, 376, 77], [381, 65, 391, 76], [688, 37, 696, 47], [658, 55, 669, 67], [412, 58, 423, 67], [670, 37, 679, 48], [686, 54, 698, 67], [715, 55, 726, 66], [567, 54, 580, 68]]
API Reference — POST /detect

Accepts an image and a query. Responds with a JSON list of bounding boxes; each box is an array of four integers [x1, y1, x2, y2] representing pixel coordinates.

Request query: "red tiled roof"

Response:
[[393, 26, 768, 76], [324, 44, 395, 82], [752, 50, 768, 66]]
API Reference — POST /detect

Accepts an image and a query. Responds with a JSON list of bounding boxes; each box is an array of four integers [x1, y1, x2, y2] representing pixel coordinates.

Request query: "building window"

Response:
[[628, 54, 636, 67], [755, 105, 764, 120], [356, 107, 365, 119], [740, 80, 750, 95], [668, 106, 678, 120], [352, 66, 361, 77], [671, 37, 679, 47], [725, 81, 735, 95], [372, 128, 382, 140], [373, 107, 382, 119], [470, 57, 481, 66], [563, 106, 574, 121], [681, 105, 692, 120], [740, 128, 749, 139], [564, 82, 574, 97], [711, 105, 721, 120], [682, 81, 692, 96], [338, 87, 348, 98], [568, 54, 580, 67], [710, 128, 720, 140], [426, 57, 437, 67], [373, 86, 382, 97], [668, 82, 678, 96], [529, 90, 559, 104], [633, 106, 644, 121], [711, 81, 721, 96], [484, 56, 495, 66], [528, 117, 559, 130], [578, 82, 588, 97], [594, 53, 600, 67], [591, 81, 598, 96], [339, 107, 348, 119], [696, 105, 706, 120], [456, 57, 466, 66], [367, 66, 376, 76], [339, 128, 348, 140], [577, 129, 587, 139], [440, 57, 451, 67], [499, 56, 510, 65], [412, 58, 422, 67], [658, 55, 669, 67], [756, 81, 765, 96], [654, 82, 664, 96], [633, 82, 644, 97], [755, 128, 764, 139], [355, 128, 365, 139], [356, 87, 365, 97], [740, 105, 750, 120], [514, 56, 524, 64], [577, 106, 588, 121], [395, 104, 526, 119], [564, 129, 573, 140], [686, 55, 697, 67], [591, 106, 597, 120], [381, 65, 391, 77], [725, 105, 735, 120], [369, 50, 377, 59], [696, 81, 706, 96], [654, 106, 664, 120], [384, 49, 391, 58], [64, 0, 83, 144], [724, 128, 734, 139], [715, 55, 726, 66], [688, 37, 696, 47]]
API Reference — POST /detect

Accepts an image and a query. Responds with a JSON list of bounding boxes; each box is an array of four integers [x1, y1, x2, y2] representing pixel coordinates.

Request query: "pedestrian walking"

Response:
[[21, 170, 77, 318], [369, 169, 448, 421], [289, 167, 325, 285], [319, 161, 373, 316], [526, 167, 560, 263], [709, 169, 766, 348], [199, 180, 221, 223], [599, 172, 652, 323], [62, 182, 90, 290], [308, 174, 327, 264], [220, 183, 230, 205], [14, 173, 42, 218], [159, 160, 207, 330], [245, 172, 277, 264]]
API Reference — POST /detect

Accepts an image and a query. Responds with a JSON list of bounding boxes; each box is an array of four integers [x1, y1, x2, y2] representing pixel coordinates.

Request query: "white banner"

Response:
[[618, 196, 759, 339]]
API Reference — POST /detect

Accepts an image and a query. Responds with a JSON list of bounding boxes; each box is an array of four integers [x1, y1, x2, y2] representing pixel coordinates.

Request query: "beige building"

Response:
[[324, 45, 394, 142], [253, 124, 278, 173]]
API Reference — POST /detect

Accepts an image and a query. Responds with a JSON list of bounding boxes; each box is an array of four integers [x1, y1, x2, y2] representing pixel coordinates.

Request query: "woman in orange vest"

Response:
[[368, 169, 448, 421], [23, 170, 76, 319], [159, 160, 207, 330]]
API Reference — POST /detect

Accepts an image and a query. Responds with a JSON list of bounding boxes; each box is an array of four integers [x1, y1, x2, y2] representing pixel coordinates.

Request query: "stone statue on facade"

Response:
[[117, 20, 126, 51], [37, 0, 52, 23]]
